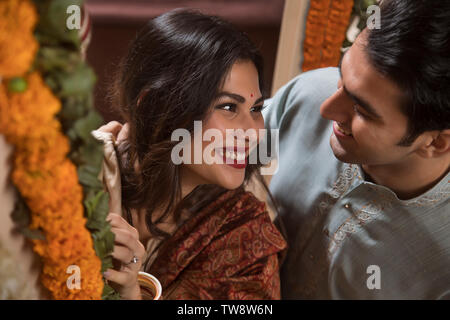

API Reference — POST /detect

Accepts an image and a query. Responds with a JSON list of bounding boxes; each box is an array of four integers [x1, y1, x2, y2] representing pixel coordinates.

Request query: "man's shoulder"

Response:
[[286, 67, 340, 96], [264, 67, 339, 130]]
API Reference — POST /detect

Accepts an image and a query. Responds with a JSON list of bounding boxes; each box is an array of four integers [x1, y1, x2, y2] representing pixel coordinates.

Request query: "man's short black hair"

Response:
[[366, 0, 450, 146]]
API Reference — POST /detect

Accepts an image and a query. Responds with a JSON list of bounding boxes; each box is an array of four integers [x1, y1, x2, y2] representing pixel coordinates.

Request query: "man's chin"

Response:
[[330, 139, 360, 164]]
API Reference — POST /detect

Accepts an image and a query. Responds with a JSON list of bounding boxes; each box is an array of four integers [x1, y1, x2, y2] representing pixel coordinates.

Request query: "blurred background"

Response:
[[84, 0, 285, 122]]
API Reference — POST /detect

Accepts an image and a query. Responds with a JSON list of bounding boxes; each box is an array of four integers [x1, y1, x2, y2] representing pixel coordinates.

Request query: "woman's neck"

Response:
[[134, 167, 201, 244]]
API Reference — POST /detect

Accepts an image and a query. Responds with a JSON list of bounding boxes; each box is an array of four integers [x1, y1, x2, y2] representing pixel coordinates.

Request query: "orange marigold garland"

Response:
[[0, 0, 103, 299], [302, 0, 354, 72], [0, 0, 38, 77]]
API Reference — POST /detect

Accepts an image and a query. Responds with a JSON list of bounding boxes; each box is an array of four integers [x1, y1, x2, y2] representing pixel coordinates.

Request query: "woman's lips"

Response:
[[216, 146, 248, 169], [333, 121, 353, 138]]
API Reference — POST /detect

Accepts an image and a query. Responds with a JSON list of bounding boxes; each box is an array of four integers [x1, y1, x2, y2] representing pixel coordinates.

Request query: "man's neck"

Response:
[[361, 156, 449, 200]]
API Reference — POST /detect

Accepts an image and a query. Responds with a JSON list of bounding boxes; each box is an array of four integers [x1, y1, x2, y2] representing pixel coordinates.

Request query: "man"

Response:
[[264, 0, 450, 299]]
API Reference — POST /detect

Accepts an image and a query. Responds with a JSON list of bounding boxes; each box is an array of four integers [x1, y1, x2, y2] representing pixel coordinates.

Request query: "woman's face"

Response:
[[181, 60, 265, 191]]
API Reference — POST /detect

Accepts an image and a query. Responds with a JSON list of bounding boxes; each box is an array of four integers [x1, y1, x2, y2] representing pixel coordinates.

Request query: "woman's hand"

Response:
[[104, 213, 146, 300], [97, 121, 130, 142]]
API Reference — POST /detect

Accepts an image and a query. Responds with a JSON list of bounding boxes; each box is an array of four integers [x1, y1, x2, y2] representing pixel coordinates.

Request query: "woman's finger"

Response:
[[112, 244, 135, 265], [111, 227, 137, 248], [117, 122, 130, 142], [98, 121, 123, 137], [110, 227, 146, 260], [107, 213, 139, 239], [103, 268, 134, 288]]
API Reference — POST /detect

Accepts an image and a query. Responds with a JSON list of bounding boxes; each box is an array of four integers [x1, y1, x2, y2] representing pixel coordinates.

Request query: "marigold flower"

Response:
[[0, 0, 38, 77], [0, 71, 103, 299], [302, 0, 354, 72]]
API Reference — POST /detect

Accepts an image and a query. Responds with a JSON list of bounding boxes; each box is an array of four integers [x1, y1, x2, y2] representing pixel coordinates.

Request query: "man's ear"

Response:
[[416, 129, 450, 158]]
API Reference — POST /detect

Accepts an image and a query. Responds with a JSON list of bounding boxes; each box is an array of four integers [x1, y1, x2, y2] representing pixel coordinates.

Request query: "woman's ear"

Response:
[[417, 129, 450, 158]]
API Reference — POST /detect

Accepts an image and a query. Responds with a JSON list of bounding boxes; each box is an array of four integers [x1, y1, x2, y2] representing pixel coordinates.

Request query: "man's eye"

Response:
[[250, 105, 266, 113], [353, 105, 369, 119], [216, 103, 237, 112]]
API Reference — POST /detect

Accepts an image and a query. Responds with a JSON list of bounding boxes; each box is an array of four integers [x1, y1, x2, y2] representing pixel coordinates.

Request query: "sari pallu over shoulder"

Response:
[[147, 188, 287, 300]]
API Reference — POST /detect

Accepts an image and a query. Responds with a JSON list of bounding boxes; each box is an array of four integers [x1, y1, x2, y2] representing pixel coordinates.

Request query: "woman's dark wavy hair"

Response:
[[366, 0, 450, 146], [110, 9, 273, 240]]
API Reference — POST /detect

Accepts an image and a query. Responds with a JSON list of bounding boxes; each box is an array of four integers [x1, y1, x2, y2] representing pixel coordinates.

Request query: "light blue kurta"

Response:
[[263, 67, 450, 299]]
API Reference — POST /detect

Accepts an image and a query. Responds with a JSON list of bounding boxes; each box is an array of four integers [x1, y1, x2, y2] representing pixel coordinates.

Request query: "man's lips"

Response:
[[333, 121, 353, 138]]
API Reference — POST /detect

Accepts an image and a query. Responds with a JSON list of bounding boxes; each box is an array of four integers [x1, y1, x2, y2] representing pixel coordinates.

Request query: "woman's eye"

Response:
[[216, 103, 237, 112], [250, 105, 266, 113]]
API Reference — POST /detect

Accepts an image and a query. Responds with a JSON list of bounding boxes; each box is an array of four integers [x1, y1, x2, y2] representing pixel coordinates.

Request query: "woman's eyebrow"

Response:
[[216, 91, 264, 104], [216, 91, 245, 103], [254, 96, 264, 105]]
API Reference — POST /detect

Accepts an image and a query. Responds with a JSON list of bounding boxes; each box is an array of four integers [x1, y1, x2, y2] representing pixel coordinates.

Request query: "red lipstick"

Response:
[[219, 146, 248, 169]]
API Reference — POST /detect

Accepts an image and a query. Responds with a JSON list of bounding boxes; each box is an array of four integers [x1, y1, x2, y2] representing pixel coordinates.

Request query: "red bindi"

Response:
[[250, 93, 254, 97]]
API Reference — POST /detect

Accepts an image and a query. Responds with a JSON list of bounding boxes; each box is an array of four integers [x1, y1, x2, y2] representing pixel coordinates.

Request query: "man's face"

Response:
[[320, 32, 426, 166]]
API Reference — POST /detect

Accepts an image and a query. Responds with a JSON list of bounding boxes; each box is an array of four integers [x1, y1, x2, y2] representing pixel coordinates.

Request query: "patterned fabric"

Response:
[[147, 188, 287, 300]]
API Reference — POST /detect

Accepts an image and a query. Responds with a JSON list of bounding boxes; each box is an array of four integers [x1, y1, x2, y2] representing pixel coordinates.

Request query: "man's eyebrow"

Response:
[[338, 51, 382, 120], [216, 91, 264, 105], [338, 48, 349, 77]]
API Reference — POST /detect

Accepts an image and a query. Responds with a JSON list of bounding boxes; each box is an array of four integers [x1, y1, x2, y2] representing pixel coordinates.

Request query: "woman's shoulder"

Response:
[[219, 188, 269, 222]]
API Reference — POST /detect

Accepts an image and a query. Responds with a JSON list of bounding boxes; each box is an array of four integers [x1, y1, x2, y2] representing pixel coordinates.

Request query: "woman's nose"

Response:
[[319, 87, 353, 123], [233, 110, 262, 143]]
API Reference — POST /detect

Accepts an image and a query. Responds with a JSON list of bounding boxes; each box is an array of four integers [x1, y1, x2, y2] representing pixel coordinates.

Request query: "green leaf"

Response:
[[20, 228, 46, 241], [8, 77, 28, 93], [101, 257, 114, 273], [35, 47, 81, 75], [95, 191, 110, 219], [34, 0, 84, 47], [73, 111, 103, 143], [86, 219, 103, 231], [96, 224, 115, 245], [57, 64, 96, 98], [77, 142, 104, 167], [93, 236, 107, 259], [43, 75, 59, 92], [11, 197, 31, 228], [102, 284, 121, 300], [11, 196, 46, 240], [77, 165, 102, 188], [33, 0, 119, 300], [59, 96, 90, 123], [84, 190, 106, 219]]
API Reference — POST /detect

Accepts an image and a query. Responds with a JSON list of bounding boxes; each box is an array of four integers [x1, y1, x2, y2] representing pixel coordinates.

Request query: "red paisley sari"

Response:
[[146, 188, 287, 300]]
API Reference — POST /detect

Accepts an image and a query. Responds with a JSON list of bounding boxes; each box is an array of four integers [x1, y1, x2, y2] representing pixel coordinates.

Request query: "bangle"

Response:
[[137, 271, 162, 300]]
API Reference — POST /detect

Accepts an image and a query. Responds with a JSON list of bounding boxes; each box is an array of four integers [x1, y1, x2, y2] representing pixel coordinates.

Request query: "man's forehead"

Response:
[[340, 38, 408, 122], [343, 39, 403, 99]]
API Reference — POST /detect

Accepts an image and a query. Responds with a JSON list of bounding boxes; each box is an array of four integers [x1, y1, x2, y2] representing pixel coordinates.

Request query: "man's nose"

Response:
[[320, 87, 354, 123]]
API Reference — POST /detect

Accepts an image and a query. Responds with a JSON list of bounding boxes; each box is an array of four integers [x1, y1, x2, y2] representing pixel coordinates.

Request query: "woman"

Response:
[[99, 9, 286, 300]]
